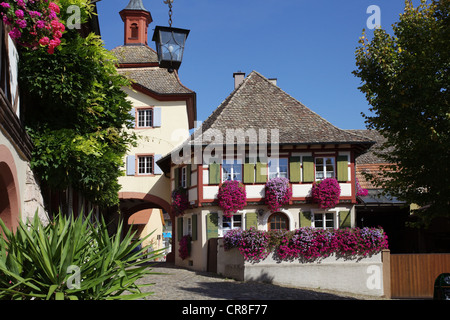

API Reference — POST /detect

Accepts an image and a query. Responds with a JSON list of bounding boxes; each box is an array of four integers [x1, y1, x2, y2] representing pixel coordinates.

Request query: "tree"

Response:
[[353, 0, 450, 227], [19, 0, 136, 208]]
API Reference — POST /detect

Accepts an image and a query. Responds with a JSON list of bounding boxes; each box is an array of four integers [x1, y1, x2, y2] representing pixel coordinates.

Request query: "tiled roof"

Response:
[[346, 129, 392, 164], [192, 71, 374, 146], [117, 67, 194, 95], [111, 45, 158, 64], [111, 45, 194, 95]]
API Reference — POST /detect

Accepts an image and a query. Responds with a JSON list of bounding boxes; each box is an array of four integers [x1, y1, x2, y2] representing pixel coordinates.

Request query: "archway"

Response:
[[268, 212, 290, 231], [118, 192, 174, 261], [0, 145, 20, 234]]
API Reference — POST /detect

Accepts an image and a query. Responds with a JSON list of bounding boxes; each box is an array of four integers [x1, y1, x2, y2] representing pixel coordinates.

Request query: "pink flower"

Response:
[[0, 2, 10, 8], [15, 9, 24, 19], [16, 19, 27, 28], [50, 37, 61, 47], [39, 36, 50, 46], [36, 20, 46, 29], [9, 27, 21, 39], [29, 11, 41, 18], [49, 2, 60, 14], [217, 180, 247, 217], [2, 15, 11, 25]]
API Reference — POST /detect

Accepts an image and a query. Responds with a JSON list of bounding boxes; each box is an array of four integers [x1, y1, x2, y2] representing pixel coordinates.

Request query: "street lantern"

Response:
[[152, 26, 189, 73], [152, 0, 190, 73]]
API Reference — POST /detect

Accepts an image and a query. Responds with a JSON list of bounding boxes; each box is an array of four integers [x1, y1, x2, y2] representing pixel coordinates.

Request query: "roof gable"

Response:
[[193, 71, 373, 146]]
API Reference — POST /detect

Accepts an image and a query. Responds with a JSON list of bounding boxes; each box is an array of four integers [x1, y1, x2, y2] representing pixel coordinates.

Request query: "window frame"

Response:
[[130, 23, 139, 39], [268, 212, 289, 231], [220, 212, 243, 236], [136, 107, 153, 128], [314, 156, 336, 181], [180, 166, 187, 188], [268, 158, 289, 179], [313, 211, 336, 230], [222, 159, 242, 182], [137, 154, 154, 175]]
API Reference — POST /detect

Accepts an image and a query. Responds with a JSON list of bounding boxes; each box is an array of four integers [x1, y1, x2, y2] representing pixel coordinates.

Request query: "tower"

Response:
[[119, 0, 153, 45]]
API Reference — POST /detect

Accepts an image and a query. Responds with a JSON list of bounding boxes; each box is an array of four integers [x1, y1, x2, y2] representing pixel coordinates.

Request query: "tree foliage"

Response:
[[353, 0, 450, 226], [19, 0, 136, 208]]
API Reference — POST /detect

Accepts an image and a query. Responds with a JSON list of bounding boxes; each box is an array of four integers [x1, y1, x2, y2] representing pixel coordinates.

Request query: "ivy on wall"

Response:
[[19, 0, 136, 208]]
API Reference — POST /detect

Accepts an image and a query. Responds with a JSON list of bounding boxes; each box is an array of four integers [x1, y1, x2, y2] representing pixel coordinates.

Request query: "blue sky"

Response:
[[97, 0, 420, 130]]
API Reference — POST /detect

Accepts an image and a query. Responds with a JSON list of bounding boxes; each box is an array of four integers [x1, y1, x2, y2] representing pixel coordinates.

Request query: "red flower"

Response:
[[39, 36, 49, 46], [49, 2, 60, 14]]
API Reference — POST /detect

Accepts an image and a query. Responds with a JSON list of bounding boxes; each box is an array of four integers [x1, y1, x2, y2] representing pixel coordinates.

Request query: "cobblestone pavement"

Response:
[[135, 262, 388, 300]]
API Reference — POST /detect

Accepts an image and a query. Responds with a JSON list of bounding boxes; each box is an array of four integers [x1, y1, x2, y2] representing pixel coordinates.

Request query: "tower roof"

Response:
[[123, 0, 148, 11]]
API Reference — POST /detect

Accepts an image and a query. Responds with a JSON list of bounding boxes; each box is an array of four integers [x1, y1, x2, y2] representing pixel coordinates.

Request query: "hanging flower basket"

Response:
[[264, 177, 292, 212], [178, 234, 191, 260], [217, 180, 246, 218], [0, 1, 65, 54], [171, 187, 189, 217], [311, 178, 341, 209]]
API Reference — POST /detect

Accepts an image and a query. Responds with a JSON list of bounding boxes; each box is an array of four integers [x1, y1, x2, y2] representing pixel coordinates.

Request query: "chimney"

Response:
[[233, 71, 245, 89], [268, 78, 277, 86]]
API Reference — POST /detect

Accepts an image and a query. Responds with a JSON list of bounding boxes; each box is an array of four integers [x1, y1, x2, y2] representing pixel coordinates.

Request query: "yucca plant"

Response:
[[0, 211, 164, 300]]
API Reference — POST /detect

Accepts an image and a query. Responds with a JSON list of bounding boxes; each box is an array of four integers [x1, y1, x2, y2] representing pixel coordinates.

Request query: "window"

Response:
[[180, 166, 187, 188], [222, 159, 242, 182], [269, 158, 288, 179], [186, 217, 192, 236], [222, 214, 242, 233], [137, 109, 153, 127], [315, 157, 335, 180], [138, 156, 153, 175], [314, 212, 335, 230], [130, 23, 138, 39], [268, 212, 289, 231]]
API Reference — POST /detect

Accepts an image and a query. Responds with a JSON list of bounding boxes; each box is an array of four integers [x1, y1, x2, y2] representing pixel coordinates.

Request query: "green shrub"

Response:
[[0, 212, 163, 300]]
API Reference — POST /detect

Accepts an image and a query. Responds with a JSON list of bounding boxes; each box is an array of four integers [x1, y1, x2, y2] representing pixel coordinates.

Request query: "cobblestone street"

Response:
[[135, 262, 387, 300]]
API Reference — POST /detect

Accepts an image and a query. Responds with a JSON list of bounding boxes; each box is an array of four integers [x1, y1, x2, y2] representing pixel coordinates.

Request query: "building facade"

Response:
[[158, 71, 375, 271], [112, 0, 196, 258], [0, 20, 48, 232]]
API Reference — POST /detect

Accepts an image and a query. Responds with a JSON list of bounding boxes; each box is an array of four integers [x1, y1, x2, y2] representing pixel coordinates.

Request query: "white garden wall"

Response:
[[217, 238, 390, 298]]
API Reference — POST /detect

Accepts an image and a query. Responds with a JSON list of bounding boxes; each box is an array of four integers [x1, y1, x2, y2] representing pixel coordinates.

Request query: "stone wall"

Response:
[[217, 238, 391, 298], [22, 163, 49, 225]]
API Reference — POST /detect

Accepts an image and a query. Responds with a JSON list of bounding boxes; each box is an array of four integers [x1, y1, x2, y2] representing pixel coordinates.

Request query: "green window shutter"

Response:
[[255, 162, 268, 183], [174, 167, 180, 189], [289, 156, 301, 183], [209, 163, 220, 185], [243, 159, 255, 184], [299, 211, 311, 227], [206, 213, 218, 239], [302, 156, 314, 183], [186, 164, 191, 187], [245, 212, 258, 230], [339, 210, 351, 228], [177, 217, 183, 241], [337, 155, 348, 182], [191, 214, 198, 241]]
